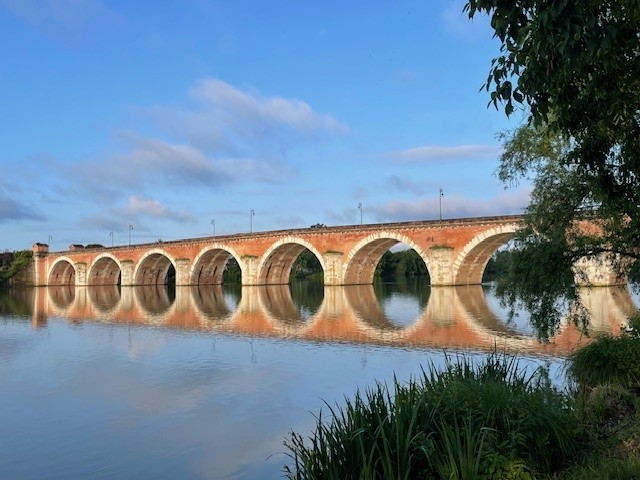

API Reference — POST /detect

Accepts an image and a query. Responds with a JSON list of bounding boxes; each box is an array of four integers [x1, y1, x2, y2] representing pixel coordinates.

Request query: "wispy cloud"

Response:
[[1, 0, 119, 46], [80, 195, 195, 234], [143, 78, 349, 156], [335, 187, 531, 224], [387, 175, 427, 195], [189, 78, 348, 135], [389, 145, 501, 164], [0, 196, 44, 222], [69, 77, 340, 202], [120, 195, 194, 222]]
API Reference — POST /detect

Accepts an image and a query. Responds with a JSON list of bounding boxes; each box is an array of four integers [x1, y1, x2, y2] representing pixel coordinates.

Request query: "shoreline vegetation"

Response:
[[0, 250, 32, 287], [284, 325, 640, 479]]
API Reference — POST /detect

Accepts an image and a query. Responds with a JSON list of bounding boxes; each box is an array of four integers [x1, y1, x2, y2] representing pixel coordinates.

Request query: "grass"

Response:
[[284, 332, 640, 479], [283, 351, 579, 479]]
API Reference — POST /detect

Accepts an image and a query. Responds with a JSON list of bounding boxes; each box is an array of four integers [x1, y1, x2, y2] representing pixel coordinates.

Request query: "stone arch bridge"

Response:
[[32, 215, 620, 287]]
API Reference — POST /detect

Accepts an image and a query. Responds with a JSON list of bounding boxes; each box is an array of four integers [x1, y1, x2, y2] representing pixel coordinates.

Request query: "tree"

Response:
[[465, 1, 640, 338]]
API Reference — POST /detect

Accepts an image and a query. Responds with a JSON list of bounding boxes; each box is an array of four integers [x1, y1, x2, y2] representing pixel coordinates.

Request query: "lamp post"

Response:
[[48, 235, 52, 247], [128, 224, 134, 246], [211, 219, 215, 236], [109, 231, 113, 247], [250, 209, 255, 233], [358, 202, 362, 225], [439, 188, 444, 221]]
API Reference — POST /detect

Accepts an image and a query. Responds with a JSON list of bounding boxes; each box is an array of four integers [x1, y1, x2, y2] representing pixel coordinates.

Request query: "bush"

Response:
[[0, 250, 32, 286], [567, 335, 640, 390]]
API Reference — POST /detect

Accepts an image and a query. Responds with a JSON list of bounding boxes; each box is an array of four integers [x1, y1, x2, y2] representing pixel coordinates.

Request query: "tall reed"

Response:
[[283, 351, 579, 479]]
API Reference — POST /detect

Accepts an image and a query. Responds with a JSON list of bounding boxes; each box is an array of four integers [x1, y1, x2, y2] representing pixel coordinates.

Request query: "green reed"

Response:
[[283, 351, 579, 479]]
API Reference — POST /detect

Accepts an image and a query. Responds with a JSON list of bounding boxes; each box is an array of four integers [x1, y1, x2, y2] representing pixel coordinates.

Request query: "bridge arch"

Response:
[[48, 256, 77, 286], [343, 232, 429, 285], [190, 244, 244, 285], [88, 253, 122, 286], [133, 249, 177, 286], [453, 224, 518, 285], [257, 237, 326, 285]]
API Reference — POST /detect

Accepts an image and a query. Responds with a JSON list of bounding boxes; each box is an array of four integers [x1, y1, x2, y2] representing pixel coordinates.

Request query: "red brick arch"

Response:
[[48, 257, 76, 286], [88, 253, 122, 286], [134, 249, 177, 286], [257, 236, 326, 285], [453, 223, 519, 285], [190, 244, 244, 285], [343, 231, 428, 285]]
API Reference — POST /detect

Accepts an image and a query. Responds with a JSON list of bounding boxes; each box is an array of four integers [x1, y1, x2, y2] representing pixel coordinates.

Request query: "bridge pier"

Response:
[[427, 246, 455, 286], [120, 260, 135, 286], [323, 251, 345, 286], [175, 258, 191, 286], [573, 255, 625, 287], [240, 255, 260, 285]]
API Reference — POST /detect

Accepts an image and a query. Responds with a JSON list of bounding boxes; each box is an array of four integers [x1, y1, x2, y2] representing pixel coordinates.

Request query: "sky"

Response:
[[0, 0, 530, 252]]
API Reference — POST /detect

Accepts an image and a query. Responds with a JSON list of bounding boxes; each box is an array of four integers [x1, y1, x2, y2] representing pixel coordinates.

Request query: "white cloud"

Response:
[[389, 145, 502, 164], [122, 195, 193, 222], [188, 78, 349, 135], [363, 187, 531, 223], [2, 0, 116, 29]]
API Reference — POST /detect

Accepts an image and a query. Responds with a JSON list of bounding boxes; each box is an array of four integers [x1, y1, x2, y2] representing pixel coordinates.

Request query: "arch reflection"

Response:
[[28, 283, 635, 356]]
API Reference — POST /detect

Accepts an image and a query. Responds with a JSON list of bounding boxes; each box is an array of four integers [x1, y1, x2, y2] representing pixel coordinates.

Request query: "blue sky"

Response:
[[0, 0, 529, 251]]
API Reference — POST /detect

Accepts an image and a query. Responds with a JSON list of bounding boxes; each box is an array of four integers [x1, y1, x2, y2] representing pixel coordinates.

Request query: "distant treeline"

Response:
[[0, 250, 33, 287]]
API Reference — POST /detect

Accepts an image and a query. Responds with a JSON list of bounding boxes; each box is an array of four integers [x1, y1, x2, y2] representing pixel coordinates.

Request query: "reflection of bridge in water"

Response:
[[30, 284, 638, 357]]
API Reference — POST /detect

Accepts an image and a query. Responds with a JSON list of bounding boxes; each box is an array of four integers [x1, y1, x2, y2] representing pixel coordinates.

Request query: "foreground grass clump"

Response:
[[284, 352, 578, 479]]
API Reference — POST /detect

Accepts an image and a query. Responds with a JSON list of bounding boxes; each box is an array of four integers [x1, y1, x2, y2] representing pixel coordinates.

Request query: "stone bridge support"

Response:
[[426, 246, 455, 286], [239, 256, 260, 285], [573, 255, 625, 287], [323, 252, 345, 286]]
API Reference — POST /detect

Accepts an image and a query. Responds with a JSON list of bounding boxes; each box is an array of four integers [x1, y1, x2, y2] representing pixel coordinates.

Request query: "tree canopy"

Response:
[[466, 0, 640, 337]]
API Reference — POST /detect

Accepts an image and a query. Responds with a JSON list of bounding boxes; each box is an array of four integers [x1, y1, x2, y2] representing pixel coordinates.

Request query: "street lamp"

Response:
[[109, 231, 114, 247], [358, 202, 363, 225], [48, 235, 52, 247], [439, 188, 444, 221], [128, 224, 134, 246], [250, 209, 255, 233], [211, 219, 215, 236]]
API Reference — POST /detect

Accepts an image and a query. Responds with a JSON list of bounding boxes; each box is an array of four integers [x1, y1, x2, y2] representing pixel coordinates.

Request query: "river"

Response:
[[0, 282, 637, 479]]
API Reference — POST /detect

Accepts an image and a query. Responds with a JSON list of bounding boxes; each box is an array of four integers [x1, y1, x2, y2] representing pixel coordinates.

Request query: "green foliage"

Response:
[[494, 225, 586, 341], [0, 250, 33, 286], [291, 250, 322, 280], [466, 1, 640, 338], [567, 336, 640, 390], [464, 1, 640, 132], [284, 352, 579, 479], [84, 243, 104, 249], [560, 457, 640, 480], [575, 383, 637, 443], [374, 250, 430, 283], [222, 257, 241, 284], [482, 249, 513, 283]]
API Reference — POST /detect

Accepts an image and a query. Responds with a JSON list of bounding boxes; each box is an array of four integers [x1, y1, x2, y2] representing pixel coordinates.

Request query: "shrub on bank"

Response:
[[0, 250, 32, 286], [284, 352, 578, 479], [567, 334, 640, 390]]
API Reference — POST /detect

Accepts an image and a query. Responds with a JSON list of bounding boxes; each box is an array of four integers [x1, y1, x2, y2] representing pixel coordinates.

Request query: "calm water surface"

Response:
[[0, 282, 637, 479]]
